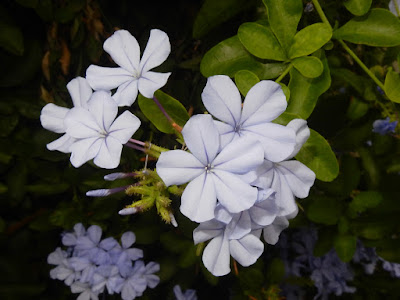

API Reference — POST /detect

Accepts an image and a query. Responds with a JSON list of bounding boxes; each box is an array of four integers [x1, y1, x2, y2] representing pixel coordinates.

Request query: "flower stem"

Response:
[[311, 0, 332, 30], [129, 139, 145, 146], [275, 64, 293, 83], [145, 142, 169, 153], [153, 96, 183, 133], [395, 0, 400, 17], [338, 39, 385, 91]]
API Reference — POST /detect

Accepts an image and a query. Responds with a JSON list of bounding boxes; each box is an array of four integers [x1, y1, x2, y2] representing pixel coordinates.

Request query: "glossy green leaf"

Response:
[[262, 0, 303, 50], [306, 196, 342, 225], [343, 0, 372, 16], [234, 70, 260, 96], [348, 191, 383, 216], [291, 56, 323, 78], [288, 23, 332, 59], [295, 129, 339, 182], [238, 22, 286, 61], [334, 234, 357, 262], [272, 112, 300, 126], [0, 24, 24, 56], [384, 68, 400, 103], [278, 82, 290, 102], [287, 51, 331, 119], [193, 0, 255, 39], [138, 90, 189, 134], [333, 9, 400, 46], [200, 36, 286, 79], [346, 97, 369, 120]]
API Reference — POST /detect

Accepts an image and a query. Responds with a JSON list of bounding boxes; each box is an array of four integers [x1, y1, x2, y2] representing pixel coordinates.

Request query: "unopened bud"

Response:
[[86, 186, 126, 197], [169, 212, 178, 227], [118, 207, 138, 215], [104, 172, 134, 181]]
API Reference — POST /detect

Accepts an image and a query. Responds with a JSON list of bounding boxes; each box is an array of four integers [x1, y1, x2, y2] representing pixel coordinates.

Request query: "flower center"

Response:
[[234, 123, 242, 134], [132, 70, 141, 79], [205, 163, 214, 173]]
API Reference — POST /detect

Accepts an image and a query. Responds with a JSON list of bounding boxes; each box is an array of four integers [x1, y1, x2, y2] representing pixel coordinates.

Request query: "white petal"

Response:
[[202, 231, 231, 276], [47, 134, 76, 153], [182, 114, 220, 165], [252, 160, 274, 189], [214, 120, 235, 148], [109, 111, 141, 143], [275, 160, 316, 198], [201, 75, 242, 127], [193, 219, 225, 244], [242, 123, 296, 162], [213, 170, 258, 214], [270, 167, 298, 216], [241, 80, 287, 127], [65, 107, 100, 138], [214, 205, 233, 224], [103, 29, 140, 74], [226, 211, 252, 240], [86, 65, 133, 90], [263, 216, 289, 245], [93, 136, 123, 169], [138, 71, 171, 98], [180, 172, 217, 223], [250, 196, 278, 227], [113, 79, 139, 107], [213, 137, 264, 174], [139, 29, 170, 73], [69, 137, 103, 168], [40, 103, 69, 133], [88, 91, 118, 132], [286, 118, 310, 158], [229, 233, 264, 267], [67, 77, 92, 108], [156, 150, 205, 186]]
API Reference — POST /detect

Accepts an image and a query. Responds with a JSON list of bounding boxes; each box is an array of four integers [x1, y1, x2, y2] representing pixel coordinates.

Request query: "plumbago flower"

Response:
[[156, 114, 265, 223], [372, 117, 398, 135], [86, 29, 171, 106], [173, 284, 197, 300], [40, 77, 92, 153]]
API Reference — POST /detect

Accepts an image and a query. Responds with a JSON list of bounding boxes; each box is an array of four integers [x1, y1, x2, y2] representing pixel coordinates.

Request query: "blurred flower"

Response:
[[173, 284, 197, 300], [389, 0, 400, 16], [372, 117, 397, 135], [86, 29, 171, 106]]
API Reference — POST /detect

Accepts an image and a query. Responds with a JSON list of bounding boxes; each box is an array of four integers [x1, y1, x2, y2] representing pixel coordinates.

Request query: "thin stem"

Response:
[[125, 142, 146, 152], [275, 64, 293, 83], [129, 139, 145, 146], [153, 96, 172, 122], [311, 0, 332, 30], [338, 40, 385, 91], [145, 142, 169, 153]]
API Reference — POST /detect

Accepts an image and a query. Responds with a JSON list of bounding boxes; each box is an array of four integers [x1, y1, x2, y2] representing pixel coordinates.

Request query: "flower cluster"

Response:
[[40, 29, 171, 169], [47, 223, 160, 300], [278, 229, 356, 300], [372, 117, 398, 135], [156, 76, 316, 276]]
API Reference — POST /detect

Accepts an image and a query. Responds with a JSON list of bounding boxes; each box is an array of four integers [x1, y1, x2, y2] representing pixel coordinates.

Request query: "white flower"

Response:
[[40, 77, 92, 153], [86, 29, 171, 107], [64, 90, 141, 169]]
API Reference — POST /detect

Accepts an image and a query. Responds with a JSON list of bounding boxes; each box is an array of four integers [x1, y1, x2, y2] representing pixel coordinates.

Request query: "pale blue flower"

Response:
[[173, 284, 197, 300], [156, 114, 264, 222], [86, 29, 171, 106], [372, 117, 398, 135], [70, 282, 99, 300]]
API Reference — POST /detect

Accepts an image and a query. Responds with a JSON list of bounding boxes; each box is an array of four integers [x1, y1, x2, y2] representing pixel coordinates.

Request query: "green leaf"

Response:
[[279, 82, 290, 101], [288, 23, 332, 59], [287, 51, 331, 119], [330, 68, 365, 95], [272, 112, 300, 126], [0, 23, 24, 56], [234, 70, 260, 96], [346, 97, 369, 120], [334, 234, 357, 262], [193, 0, 255, 39], [200, 35, 286, 79], [262, 0, 303, 50], [333, 9, 400, 47], [306, 196, 342, 225], [358, 147, 380, 189], [296, 129, 339, 182], [348, 191, 383, 216], [384, 68, 400, 103], [138, 90, 189, 134], [343, 0, 372, 16], [291, 56, 323, 78], [238, 22, 286, 61]]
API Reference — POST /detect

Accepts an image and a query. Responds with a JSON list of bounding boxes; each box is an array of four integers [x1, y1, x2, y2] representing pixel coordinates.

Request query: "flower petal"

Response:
[[226, 211, 252, 240], [214, 120, 235, 148], [286, 118, 310, 158], [88, 91, 118, 132], [263, 216, 289, 245], [180, 172, 217, 223], [121, 231, 136, 249], [250, 194, 278, 227], [40, 103, 69, 133], [139, 29, 171, 73], [47, 134, 76, 153], [67, 77, 92, 108], [156, 150, 204, 186], [229, 233, 264, 267], [69, 137, 102, 168], [193, 219, 225, 244], [213, 170, 258, 214], [93, 136, 123, 169], [138, 71, 171, 98], [86, 65, 133, 90], [242, 122, 296, 162], [202, 231, 231, 276], [213, 137, 264, 174], [87, 225, 103, 243], [103, 29, 141, 74], [109, 111, 141, 143], [241, 80, 287, 127], [113, 79, 139, 107], [201, 75, 242, 127], [182, 114, 220, 165], [65, 107, 100, 138]]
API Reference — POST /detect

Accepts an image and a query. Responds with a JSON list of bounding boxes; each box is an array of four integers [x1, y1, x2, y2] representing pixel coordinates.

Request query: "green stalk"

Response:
[[338, 40, 385, 91], [395, 0, 400, 17], [275, 64, 293, 83], [311, 0, 332, 30]]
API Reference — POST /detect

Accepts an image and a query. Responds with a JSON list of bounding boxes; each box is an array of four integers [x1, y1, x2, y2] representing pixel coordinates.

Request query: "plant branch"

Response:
[[311, 0, 332, 30], [275, 64, 293, 83]]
